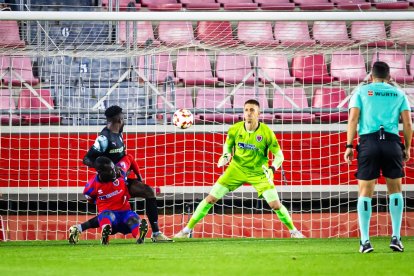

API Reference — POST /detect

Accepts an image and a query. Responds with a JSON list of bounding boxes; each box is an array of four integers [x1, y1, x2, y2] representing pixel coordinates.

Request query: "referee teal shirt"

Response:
[[349, 82, 411, 135]]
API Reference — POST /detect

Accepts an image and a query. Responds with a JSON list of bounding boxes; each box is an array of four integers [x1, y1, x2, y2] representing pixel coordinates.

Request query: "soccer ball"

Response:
[[173, 108, 194, 129]]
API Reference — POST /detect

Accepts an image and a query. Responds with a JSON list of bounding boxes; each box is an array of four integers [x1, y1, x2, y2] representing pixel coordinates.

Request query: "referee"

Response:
[[344, 61, 412, 253]]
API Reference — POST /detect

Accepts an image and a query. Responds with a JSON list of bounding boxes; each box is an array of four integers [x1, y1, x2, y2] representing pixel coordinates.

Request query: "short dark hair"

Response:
[[372, 61, 390, 79], [244, 99, 260, 108], [104, 105, 123, 121], [94, 156, 113, 172]]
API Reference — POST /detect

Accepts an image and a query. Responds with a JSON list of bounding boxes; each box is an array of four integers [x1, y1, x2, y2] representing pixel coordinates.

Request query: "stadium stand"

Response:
[[176, 51, 218, 85], [372, 50, 413, 83], [293, 0, 335, 10], [291, 54, 334, 84], [330, 51, 367, 84], [272, 88, 315, 123], [180, 0, 221, 10], [390, 21, 414, 45], [232, 88, 274, 122], [274, 21, 316, 46], [0, 56, 39, 86], [136, 54, 178, 84], [158, 21, 196, 46], [0, 89, 20, 125], [237, 21, 280, 46], [332, 0, 371, 10], [370, 0, 409, 10], [196, 21, 239, 46], [0, 21, 25, 48], [157, 87, 193, 121], [195, 88, 237, 123], [102, 0, 141, 10], [351, 21, 393, 47], [18, 89, 60, 124], [216, 0, 259, 10], [216, 53, 255, 84], [118, 21, 160, 46], [253, 0, 296, 10], [313, 21, 353, 46], [312, 88, 348, 123], [257, 54, 296, 84], [141, 0, 182, 11]]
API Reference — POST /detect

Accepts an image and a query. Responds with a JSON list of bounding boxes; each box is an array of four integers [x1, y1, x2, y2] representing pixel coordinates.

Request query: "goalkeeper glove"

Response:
[[262, 165, 276, 184], [217, 153, 232, 168]]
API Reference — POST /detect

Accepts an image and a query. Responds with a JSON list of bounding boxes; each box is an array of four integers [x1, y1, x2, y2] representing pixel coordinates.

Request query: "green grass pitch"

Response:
[[1, 237, 413, 275]]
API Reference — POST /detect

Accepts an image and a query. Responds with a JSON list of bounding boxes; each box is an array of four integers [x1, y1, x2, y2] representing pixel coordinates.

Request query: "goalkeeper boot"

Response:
[[389, 236, 404, 252], [101, 224, 112, 245], [359, 240, 374, 253], [68, 225, 80, 245], [173, 230, 191, 239], [289, 229, 305, 238], [137, 219, 148, 244], [151, 232, 173, 243]]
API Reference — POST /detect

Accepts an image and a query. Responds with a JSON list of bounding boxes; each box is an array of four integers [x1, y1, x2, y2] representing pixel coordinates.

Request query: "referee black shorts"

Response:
[[356, 131, 405, 180]]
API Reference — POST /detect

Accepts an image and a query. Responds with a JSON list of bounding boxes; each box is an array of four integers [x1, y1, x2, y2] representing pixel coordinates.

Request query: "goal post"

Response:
[[1, 10, 414, 240]]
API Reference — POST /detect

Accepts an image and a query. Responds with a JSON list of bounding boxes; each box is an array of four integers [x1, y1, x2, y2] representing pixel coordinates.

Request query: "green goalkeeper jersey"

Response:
[[226, 121, 281, 173]]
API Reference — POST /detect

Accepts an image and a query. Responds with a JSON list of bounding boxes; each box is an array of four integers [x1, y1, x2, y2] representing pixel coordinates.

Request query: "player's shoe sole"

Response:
[[101, 224, 111, 245], [68, 226, 80, 245], [389, 236, 404, 252], [137, 219, 148, 244]]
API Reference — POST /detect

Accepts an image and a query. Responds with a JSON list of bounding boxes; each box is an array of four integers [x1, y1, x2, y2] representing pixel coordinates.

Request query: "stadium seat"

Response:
[[216, 0, 258, 10], [0, 56, 39, 86], [157, 88, 193, 121], [105, 88, 147, 114], [232, 88, 273, 122], [313, 21, 353, 46], [176, 51, 218, 85], [141, 0, 182, 11], [274, 22, 316, 46], [291, 54, 334, 84], [0, 89, 20, 125], [118, 21, 160, 47], [257, 54, 296, 84], [371, 0, 409, 9], [237, 22, 279, 47], [254, 0, 296, 10], [180, 0, 221, 10], [332, 0, 371, 10], [272, 88, 315, 123], [158, 21, 196, 46], [351, 21, 393, 47], [195, 88, 237, 124], [196, 21, 239, 47], [403, 88, 414, 118], [293, 0, 334, 10], [312, 88, 348, 123], [102, 0, 141, 10], [330, 51, 367, 84], [216, 53, 255, 84], [137, 54, 178, 84], [372, 50, 413, 83], [18, 89, 60, 124], [0, 21, 25, 48], [390, 21, 414, 46]]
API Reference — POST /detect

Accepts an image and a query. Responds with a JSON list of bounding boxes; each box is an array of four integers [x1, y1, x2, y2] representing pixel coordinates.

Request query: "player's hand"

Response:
[[262, 165, 275, 183], [403, 148, 410, 162], [344, 148, 354, 164], [115, 166, 122, 178], [217, 153, 232, 168]]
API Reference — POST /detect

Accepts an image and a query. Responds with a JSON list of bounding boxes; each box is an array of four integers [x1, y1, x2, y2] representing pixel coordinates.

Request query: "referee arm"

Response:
[[401, 110, 412, 162]]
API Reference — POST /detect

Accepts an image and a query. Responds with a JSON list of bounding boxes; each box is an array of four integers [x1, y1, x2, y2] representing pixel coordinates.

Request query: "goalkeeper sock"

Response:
[[389, 193, 403, 240], [145, 198, 160, 233], [274, 205, 295, 231], [81, 216, 99, 231], [187, 199, 213, 230], [357, 197, 372, 243]]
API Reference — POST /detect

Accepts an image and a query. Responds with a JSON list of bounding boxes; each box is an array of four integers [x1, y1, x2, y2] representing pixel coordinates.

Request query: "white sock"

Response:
[[183, 227, 191, 234], [77, 224, 83, 232]]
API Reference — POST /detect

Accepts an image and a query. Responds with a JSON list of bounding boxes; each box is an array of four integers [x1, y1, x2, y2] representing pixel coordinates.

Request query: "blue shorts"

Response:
[[98, 210, 140, 235]]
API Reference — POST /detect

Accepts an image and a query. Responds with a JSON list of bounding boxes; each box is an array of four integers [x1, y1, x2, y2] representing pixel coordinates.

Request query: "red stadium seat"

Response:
[[195, 88, 237, 124], [371, 0, 409, 9], [237, 21, 279, 47], [313, 21, 353, 46], [0, 21, 25, 48], [0, 89, 21, 125], [216, 53, 255, 84], [351, 21, 393, 47], [136, 54, 178, 84], [312, 88, 348, 123], [390, 21, 414, 46], [257, 54, 295, 84], [372, 50, 413, 83], [273, 88, 315, 123], [332, 0, 371, 10], [233, 88, 274, 122], [118, 21, 160, 47], [176, 51, 218, 85], [216, 0, 258, 10], [196, 21, 239, 47], [330, 51, 367, 84], [141, 0, 182, 11], [18, 89, 60, 124], [274, 22, 316, 46], [0, 56, 39, 86], [102, 0, 141, 10], [254, 0, 295, 10], [293, 0, 334, 10], [158, 21, 196, 46], [291, 54, 334, 84], [180, 0, 221, 10], [157, 88, 193, 121]]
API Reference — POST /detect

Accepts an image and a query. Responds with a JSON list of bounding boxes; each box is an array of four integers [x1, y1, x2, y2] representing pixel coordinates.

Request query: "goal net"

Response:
[[0, 8, 414, 241]]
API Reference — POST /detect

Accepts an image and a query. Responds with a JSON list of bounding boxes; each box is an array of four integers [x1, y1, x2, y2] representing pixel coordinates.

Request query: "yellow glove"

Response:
[[217, 153, 232, 168]]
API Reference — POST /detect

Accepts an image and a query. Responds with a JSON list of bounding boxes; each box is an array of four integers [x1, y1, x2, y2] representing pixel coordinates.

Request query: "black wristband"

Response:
[[345, 144, 353, 149]]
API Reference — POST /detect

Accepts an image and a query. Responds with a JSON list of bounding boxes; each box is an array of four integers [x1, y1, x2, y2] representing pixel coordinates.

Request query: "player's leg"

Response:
[[98, 210, 116, 245], [123, 210, 149, 244], [68, 216, 99, 244], [357, 179, 375, 253]]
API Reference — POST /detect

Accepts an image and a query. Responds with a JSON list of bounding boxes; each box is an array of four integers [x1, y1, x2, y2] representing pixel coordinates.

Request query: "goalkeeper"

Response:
[[69, 105, 172, 244], [174, 99, 304, 238]]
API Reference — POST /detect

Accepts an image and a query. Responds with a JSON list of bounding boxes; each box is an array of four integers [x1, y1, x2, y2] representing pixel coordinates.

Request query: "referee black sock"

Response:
[[145, 198, 160, 233], [81, 216, 99, 232]]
